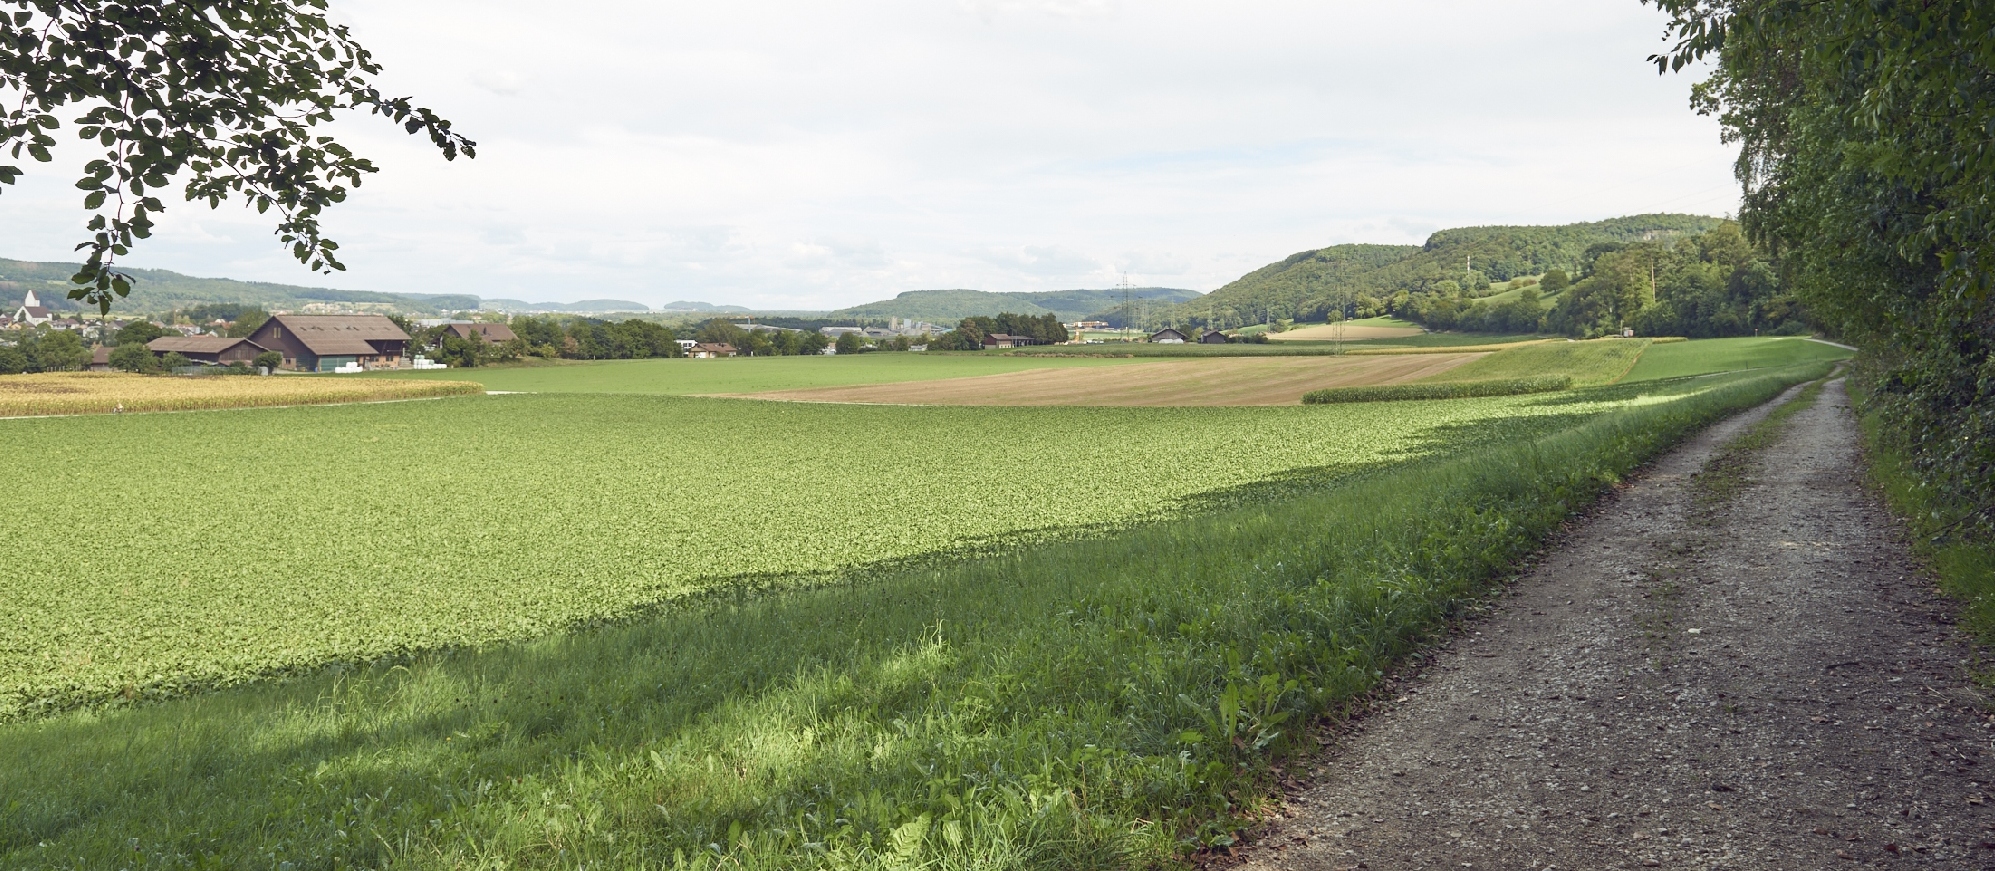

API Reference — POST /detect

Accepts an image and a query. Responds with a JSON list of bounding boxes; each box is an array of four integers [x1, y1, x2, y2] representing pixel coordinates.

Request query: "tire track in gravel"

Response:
[[1222, 377, 1995, 870]]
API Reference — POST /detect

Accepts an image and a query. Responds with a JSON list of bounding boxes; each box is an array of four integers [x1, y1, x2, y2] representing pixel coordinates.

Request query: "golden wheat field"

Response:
[[0, 372, 483, 417]]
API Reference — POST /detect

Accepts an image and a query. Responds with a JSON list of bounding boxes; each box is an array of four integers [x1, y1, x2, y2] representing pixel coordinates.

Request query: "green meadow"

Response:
[[1621, 336, 1853, 382]]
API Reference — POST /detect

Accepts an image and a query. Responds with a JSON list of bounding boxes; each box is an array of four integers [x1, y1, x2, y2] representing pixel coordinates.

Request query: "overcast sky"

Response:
[[1, 0, 1733, 310]]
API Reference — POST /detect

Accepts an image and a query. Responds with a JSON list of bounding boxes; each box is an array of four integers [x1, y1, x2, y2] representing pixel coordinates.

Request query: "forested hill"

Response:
[[0, 257, 479, 315], [830, 286, 1201, 323], [1173, 213, 1724, 328]]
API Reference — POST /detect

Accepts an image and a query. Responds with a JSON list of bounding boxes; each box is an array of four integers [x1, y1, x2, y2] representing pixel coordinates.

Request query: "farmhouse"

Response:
[[441, 322, 518, 344], [977, 330, 1037, 348], [246, 314, 411, 372], [1199, 330, 1229, 344], [1150, 328, 1188, 344], [689, 342, 738, 359], [146, 336, 270, 366], [11, 289, 52, 328]]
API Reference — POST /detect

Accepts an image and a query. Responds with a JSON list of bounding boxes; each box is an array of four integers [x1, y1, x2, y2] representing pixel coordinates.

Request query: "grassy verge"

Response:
[[1852, 381, 1995, 640], [0, 364, 1832, 869], [1302, 375, 1573, 404]]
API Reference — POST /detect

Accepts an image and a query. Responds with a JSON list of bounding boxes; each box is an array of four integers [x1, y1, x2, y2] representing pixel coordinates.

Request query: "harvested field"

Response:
[[1266, 322, 1425, 341], [0, 372, 482, 417], [737, 353, 1483, 406]]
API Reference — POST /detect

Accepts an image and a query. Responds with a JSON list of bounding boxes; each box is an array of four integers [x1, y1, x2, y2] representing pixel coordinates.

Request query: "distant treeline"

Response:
[[1165, 214, 1727, 330], [1430, 223, 1804, 339], [928, 313, 1069, 350]]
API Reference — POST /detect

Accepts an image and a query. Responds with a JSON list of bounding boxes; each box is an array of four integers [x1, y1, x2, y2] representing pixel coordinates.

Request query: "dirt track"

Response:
[[738, 353, 1482, 406], [1226, 378, 1995, 870]]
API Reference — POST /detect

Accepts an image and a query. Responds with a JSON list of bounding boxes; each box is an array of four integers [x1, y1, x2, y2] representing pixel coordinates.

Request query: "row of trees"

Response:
[[0, 330, 89, 374], [928, 313, 1069, 350], [1650, 1, 1994, 537], [1165, 215, 1729, 330], [1414, 223, 1804, 338]]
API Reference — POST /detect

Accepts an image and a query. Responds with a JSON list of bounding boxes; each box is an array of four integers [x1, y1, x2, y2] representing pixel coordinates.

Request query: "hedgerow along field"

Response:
[[0, 371, 480, 416], [0, 358, 1839, 869]]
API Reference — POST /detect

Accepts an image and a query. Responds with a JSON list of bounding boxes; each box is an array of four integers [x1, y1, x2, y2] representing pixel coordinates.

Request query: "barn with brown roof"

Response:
[[246, 314, 411, 372], [442, 322, 517, 344], [146, 336, 269, 366]]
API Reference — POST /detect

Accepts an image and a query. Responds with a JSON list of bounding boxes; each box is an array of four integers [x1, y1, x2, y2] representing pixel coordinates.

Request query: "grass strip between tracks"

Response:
[[0, 363, 1834, 870]]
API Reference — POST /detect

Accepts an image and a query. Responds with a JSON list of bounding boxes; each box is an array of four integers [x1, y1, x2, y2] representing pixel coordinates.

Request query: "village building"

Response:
[[146, 336, 270, 366], [12, 289, 53, 328], [982, 333, 1037, 349], [245, 313, 411, 372], [1149, 328, 1188, 344], [1199, 330, 1230, 344], [688, 342, 738, 359], [440, 322, 518, 344]]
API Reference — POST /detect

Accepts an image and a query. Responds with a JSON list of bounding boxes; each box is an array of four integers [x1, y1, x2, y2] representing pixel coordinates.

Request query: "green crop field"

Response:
[[0, 334, 1848, 870], [1423, 338, 1650, 386], [0, 389, 1665, 720], [0, 362, 1834, 869], [1621, 336, 1852, 382], [368, 352, 1142, 395]]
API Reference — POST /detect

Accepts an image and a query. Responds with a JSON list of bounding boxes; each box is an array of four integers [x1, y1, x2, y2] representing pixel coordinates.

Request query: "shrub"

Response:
[[1302, 375, 1573, 404], [108, 343, 161, 374]]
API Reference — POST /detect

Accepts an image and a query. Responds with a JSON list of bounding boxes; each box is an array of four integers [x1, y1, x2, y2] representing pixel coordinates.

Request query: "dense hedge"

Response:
[[1302, 375, 1573, 404], [1653, 1, 1994, 543]]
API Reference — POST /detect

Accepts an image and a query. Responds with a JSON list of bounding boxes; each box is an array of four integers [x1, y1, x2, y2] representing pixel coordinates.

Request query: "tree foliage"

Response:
[[0, 1, 473, 312], [1170, 215, 1726, 329], [1646, 0, 1995, 533]]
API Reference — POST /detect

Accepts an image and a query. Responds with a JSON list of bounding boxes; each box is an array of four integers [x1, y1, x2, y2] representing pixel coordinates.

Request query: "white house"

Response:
[[12, 289, 53, 327]]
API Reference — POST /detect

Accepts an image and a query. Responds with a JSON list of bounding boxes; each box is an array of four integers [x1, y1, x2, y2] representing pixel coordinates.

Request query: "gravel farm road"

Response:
[[1221, 378, 1995, 870]]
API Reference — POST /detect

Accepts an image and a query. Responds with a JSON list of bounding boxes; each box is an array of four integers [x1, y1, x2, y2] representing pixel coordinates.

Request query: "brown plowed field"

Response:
[[732, 353, 1484, 406]]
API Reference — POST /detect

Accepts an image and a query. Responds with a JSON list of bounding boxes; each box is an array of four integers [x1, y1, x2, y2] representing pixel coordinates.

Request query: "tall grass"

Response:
[[0, 364, 1831, 870]]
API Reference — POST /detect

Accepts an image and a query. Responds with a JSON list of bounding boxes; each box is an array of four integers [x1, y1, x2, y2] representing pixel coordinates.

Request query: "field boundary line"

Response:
[[0, 391, 481, 422]]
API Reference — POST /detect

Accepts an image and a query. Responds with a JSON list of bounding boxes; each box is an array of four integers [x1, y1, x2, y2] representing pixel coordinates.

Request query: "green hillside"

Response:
[[1172, 214, 1725, 329], [830, 286, 1201, 323], [0, 257, 477, 316]]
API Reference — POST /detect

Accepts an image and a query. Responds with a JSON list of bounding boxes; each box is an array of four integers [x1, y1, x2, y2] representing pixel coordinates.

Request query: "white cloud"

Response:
[[0, 0, 1736, 310]]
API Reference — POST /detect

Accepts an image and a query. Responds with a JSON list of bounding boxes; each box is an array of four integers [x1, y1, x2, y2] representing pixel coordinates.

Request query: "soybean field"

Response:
[[3, 388, 1626, 719]]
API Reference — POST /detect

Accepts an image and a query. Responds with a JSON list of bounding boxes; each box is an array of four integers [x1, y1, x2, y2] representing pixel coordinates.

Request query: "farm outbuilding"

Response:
[[441, 322, 518, 344], [1150, 328, 1188, 344], [146, 336, 270, 366], [1199, 330, 1229, 344], [246, 314, 411, 372], [983, 333, 1037, 349]]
